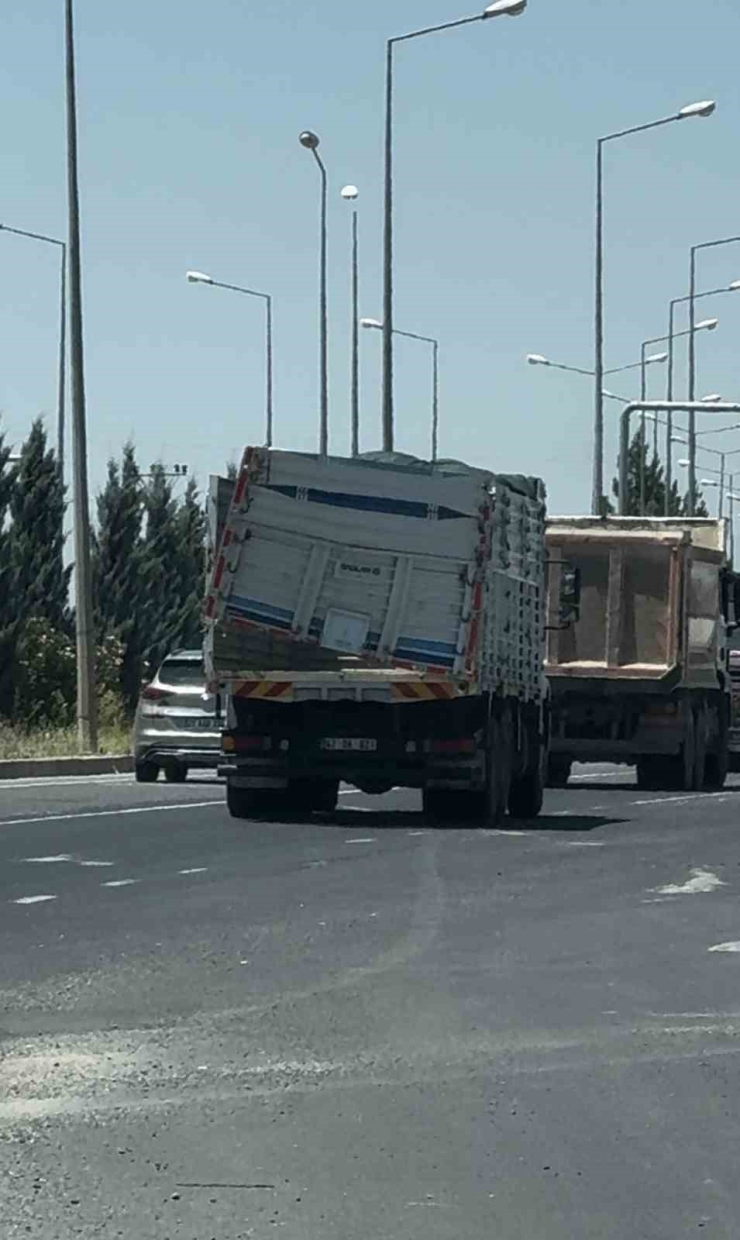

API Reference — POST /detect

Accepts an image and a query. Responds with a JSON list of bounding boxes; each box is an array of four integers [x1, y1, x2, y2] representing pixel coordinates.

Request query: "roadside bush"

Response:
[[13, 617, 76, 728]]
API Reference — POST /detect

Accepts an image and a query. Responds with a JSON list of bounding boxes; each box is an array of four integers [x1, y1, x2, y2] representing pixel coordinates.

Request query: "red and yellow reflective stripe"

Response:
[[392, 681, 460, 701], [232, 680, 293, 700]]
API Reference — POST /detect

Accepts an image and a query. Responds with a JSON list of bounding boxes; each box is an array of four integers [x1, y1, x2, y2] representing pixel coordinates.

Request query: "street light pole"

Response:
[[382, 0, 527, 454], [65, 0, 97, 752], [300, 131, 328, 455], [688, 236, 740, 514], [363, 318, 440, 459], [0, 224, 67, 483], [592, 100, 716, 516], [341, 186, 360, 456], [186, 272, 274, 446]]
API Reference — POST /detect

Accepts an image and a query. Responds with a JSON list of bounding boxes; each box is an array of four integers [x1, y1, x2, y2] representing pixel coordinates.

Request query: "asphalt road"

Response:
[[2, 766, 740, 1239]]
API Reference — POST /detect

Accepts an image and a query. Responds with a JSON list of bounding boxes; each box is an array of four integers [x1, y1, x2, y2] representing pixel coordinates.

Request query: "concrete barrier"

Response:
[[0, 755, 134, 781]]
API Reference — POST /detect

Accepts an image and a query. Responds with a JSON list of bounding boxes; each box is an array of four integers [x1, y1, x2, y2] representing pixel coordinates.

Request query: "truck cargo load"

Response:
[[205, 446, 555, 824]]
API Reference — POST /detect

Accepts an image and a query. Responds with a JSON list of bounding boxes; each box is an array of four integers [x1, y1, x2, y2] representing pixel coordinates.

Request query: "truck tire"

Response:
[[635, 757, 665, 791], [226, 782, 255, 819], [693, 707, 707, 791], [135, 760, 158, 783], [546, 754, 572, 788], [704, 700, 729, 790], [164, 763, 187, 783], [309, 780, 339, 814], [662, 706, 696, 791], [485, 709, 512, 827], [226, 783, 284, 820], [508, 732, 544, 819]]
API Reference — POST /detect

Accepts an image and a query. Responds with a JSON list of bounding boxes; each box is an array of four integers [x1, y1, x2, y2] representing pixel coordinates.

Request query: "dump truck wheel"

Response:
[[508, 730, 544, 818]]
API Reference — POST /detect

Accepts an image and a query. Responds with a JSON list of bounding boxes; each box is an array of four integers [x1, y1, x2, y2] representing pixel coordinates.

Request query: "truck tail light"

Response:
[[429, 738, 476, 755]]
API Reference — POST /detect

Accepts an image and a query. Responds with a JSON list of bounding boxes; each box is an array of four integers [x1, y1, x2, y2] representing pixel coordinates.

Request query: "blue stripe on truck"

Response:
[[264, 484, 465, 521]]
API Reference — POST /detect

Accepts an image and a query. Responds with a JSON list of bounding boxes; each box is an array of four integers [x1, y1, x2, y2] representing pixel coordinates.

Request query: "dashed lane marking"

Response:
[[709, 942, 740, 954], [11, 895, 57, 905], [101, 879, 139, 889], [179, 867, 208, 875]]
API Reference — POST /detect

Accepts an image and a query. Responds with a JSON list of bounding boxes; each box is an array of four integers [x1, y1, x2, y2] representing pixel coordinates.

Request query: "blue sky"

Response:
[[2, 0, 740, 515]]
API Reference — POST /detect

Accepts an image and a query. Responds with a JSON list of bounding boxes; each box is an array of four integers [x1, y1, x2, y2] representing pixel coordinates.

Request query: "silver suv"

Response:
[[133, 649, 223, 783]]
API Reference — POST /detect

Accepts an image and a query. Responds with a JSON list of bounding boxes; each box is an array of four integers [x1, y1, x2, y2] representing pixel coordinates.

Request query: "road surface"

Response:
[[2, 766, 740, 1238]]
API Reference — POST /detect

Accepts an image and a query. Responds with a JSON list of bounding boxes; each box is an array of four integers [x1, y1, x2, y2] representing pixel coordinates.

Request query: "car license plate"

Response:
[[320, 738, 377, 752], [182, 716, 219, 731]]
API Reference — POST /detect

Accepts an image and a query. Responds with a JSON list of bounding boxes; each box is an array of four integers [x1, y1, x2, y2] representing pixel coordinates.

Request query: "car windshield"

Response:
[[157, 658, 205, 689]]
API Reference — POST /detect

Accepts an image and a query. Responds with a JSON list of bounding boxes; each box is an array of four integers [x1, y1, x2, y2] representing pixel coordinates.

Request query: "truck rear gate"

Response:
[[205, 448, 549, 824]]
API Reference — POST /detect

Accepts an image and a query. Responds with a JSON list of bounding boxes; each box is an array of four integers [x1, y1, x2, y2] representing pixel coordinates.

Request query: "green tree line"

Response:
[[0, 417, 209, 729]]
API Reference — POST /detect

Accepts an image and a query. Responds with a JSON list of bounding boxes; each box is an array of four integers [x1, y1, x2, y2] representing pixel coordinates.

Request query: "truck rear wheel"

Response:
[[546, 754, 572, 788], [485, 709, 512, 827], [227, 783, 286, 820], [705, 701, 729, 789], [508, 731, 544, 819]]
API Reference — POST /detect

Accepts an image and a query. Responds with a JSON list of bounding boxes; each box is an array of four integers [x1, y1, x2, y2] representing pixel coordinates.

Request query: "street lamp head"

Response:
[[526, 353, 549, 365], [340, 185, 359, 200], [299, 130, 320, 150], [696, 317, 719, 331], [483, 0, 527, 16], [361, 317, 383, 330], [677, 459, 690, 467], [678, 100, 717, 119], [729, 281, 740, 291], [186, 270, 213, 285], [645, 352, 668, 365], [701, 478, 718, 487], [702, 393, 722, 402]]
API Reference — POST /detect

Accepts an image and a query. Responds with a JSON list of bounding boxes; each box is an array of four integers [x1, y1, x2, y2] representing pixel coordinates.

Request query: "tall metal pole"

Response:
[[688, 246, 697, 516], [265, 294, 273, 447], [729, 474, 735, 565], [719, 452, 726, 520], [665, 298, 676, 515], [58, 244, 67, 477], [639, 340, 648, 515], [431, 338, 439, 462], [65, 0, 97, 752], [317, 151, 328, 455], [351, 207, 359, 456], [592, 138, 604, 514], [382, 39, 394, 453]]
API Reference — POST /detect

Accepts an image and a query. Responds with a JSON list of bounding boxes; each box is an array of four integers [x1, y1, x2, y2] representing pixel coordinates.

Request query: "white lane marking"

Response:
[[0, 799, 223, 829], [11, 895, 57, 905], [563, 841, 605, 847], [345, 838, 377, 844], [709, 942, 740, 954], [22, 855, 72, 864], [631, 792, 734, 808], [339, 804, 374, 812], [78, 860, 114, 867], [654, 868, 726, 896], [408, 830, 430, 836], [101, 879, 139, 888], [179, 867, 208, 875]]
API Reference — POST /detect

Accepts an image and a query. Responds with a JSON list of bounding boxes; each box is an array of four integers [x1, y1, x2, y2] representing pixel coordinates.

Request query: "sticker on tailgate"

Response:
[[335, 555, 385, 581]]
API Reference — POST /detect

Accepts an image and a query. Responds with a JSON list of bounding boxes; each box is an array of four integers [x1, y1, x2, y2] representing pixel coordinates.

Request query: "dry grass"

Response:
[[0, 723, 131, 761]]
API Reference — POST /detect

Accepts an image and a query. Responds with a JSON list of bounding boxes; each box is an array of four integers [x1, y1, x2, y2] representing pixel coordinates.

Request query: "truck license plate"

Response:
[[320, 738, 377, 752]]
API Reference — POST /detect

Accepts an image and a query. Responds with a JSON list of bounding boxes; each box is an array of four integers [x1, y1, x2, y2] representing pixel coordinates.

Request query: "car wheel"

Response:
[[164, 764, 187, 783], [135, 761, 159, 783]]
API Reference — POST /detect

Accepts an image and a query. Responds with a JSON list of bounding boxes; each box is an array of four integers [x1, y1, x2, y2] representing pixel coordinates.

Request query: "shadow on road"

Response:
[[317, 810, 625, 833]]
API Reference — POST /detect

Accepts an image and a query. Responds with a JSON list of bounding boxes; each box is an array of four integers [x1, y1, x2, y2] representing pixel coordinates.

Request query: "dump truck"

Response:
[[545, 515, 737, 791], [728, 643, 740, 771], [205, 446, 570, 824]]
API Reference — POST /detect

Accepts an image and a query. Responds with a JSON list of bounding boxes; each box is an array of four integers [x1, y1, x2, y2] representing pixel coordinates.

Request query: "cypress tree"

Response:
[[93, 443, 148, 713], [8, 418, 70, 630], [0, 426, 18, 717], [611, 431, 708, 517]]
